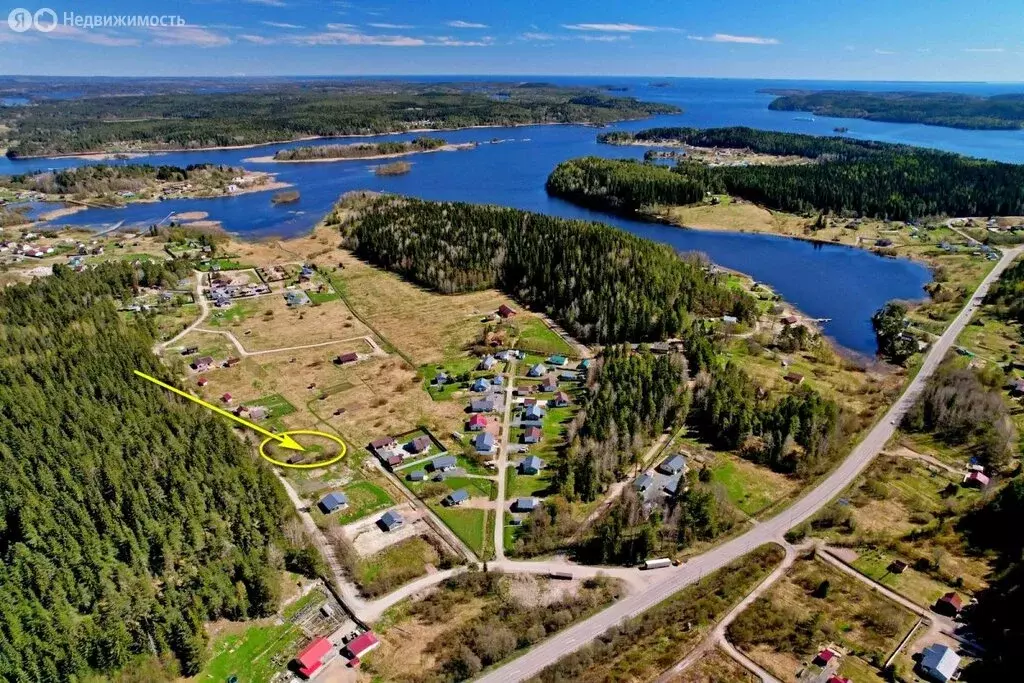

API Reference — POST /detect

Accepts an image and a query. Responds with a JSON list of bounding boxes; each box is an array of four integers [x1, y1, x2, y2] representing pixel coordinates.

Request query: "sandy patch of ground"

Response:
[[343, 503, 423, 556], [505, 574, 582, 608], [173, 211, 209, 221], [672, 646, 757, 683]]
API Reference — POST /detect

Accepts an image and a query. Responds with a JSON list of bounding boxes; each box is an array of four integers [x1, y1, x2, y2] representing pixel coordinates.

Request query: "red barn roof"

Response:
[[498, 304, 517, 318], [295, 636, 332, 678], [344, 631, 380, 658], [815, 649, 835, 664], [939, 592, 964, 611], [221, 393, 232, 402], [197, 377, 208, 386], [468, 414, 488, 427]]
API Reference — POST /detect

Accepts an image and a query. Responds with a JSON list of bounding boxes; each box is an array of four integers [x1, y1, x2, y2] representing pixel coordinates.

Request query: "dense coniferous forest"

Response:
[[551, 127, 1024, 220], [2, 163, 242, 195], [272, 136, 448, 161], [331, 195, 754, 343], [1, 84, 677, 157], [765, 90, 1024, 130], [556, 345, 690, 502], [0, 262, 303, 681], [984, 257, 1024, 324]]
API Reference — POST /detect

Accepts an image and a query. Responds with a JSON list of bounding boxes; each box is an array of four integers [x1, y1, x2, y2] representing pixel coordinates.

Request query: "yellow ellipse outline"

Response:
[[259, 429, 347, 469]]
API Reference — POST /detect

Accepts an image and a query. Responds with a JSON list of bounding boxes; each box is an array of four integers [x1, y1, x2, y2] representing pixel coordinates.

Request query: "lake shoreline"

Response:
[[245, 142, 477, 164]]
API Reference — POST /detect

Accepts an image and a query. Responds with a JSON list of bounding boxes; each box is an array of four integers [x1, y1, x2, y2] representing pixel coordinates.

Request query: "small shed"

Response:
[[221, 393, 233, 404], [497, 304, 517, 318], [445, 489, 470, 506], [658, 454, 687, 476], [197, 377, 208, 386], [634, 473, 654, 492], [379, 510, 404, 532], [515, 497, 539, 512], [407, 470, 426, 482], [318, 492, 349, 514], [337, 352, 358, 364], [935, 592, 963, 616]]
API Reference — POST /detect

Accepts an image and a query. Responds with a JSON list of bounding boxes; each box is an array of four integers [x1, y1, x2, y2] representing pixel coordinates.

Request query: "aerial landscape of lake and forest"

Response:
[[2, 2, 1024, 683]]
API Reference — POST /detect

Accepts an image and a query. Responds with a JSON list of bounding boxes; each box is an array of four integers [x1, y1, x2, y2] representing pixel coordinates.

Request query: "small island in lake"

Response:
[[271, 190, 300, 204], [375, 161, 412, 176], [763, 89, 1024, 130], [833, 126, 850, 133], [250, 137, 476, 163]]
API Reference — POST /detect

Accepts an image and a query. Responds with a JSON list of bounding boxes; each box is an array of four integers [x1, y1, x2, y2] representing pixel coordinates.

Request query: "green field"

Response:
[[207, 299, 260, 326], [850, 548, 951, 607], [512, 317, 576, 356], [505, 467, 554, 498], [355, 535, 438, 596], [246, 393, 297, 419], [307, 288, 341, 304], [199, 623, 301, 683], [334, 480, 395, 524], [282, 589, 326, 620], [197, 257, 253, 271], [431, 504, 488, 557], [711, 456, 787, 516]]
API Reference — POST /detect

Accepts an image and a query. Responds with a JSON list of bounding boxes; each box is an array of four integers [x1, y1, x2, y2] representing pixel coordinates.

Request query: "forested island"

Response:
[[327, 193, 754, 343], [765, 90, 1024, 130], [1, 163, 285, 206], [0, 83, 678, 158], [0, 261, 319, 679], [263, 136, 465, 162], [552, 127, 1024, 220]]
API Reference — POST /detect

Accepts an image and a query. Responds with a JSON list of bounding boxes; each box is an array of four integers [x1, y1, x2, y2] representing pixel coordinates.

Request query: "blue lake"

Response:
[[11, 76, 1021, 354]]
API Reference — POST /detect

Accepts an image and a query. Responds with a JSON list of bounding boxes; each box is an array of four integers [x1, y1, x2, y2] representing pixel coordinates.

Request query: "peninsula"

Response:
[[248, 136, 474, 163]]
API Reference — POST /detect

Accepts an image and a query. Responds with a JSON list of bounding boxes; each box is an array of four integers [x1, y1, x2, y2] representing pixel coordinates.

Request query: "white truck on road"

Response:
[[642, 558, 673, 570]]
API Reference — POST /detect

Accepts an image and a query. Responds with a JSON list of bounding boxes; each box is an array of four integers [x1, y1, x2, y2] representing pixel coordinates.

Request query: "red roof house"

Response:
[[221, 393, 233, 404], [294, 636, 332, 678], [337, 351, 358, 364], [197, 377, 208, 387], [814, 649, 836, 666], [936, 591, 964, 616], [497, 304, 517, 318], [343, 631, 380, 659], [964, 471, 990, 488], [827, 677, 850, 683], [468, 414, 489, 431]]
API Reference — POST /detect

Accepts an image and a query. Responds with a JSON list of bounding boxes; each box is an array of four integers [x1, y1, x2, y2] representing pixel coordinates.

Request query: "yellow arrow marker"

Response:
[[134, 370, 305, 451]]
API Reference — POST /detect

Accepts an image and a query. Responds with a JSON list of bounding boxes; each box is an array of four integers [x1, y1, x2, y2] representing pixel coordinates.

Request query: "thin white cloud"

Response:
[[239, 34, 275, 45], [687, 33, 779, 45], [446, 20, 488, 28], [520, 32, 556, 41], [520, 31, 629, 43], [41, 24, 140, 47], [261, 21, 303, 29], [563, 23, 672, 33], [326, 23, 357, 31], [294, 31, 425, 46], [579, 34, 629, 42], [429, 35, 494, 47], [244, 0, 288, 6], [963, 47, 1005, 53], [151, 25, 231, 47], [874, 48, 896, 55], [368, 23, 415, 29]]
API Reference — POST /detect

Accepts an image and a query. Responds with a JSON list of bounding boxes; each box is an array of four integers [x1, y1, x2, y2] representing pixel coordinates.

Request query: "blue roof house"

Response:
[[472, 378, 490, 392], [474, 432, 496, 454], [379, 510, 404, 531], [524, 403, 546, 421], [547, 355, 567, 366], [445, 488, 470, 506], [318, 492, 348, 514], [520, 455, 545, 475], [527, 363, 546, 377]]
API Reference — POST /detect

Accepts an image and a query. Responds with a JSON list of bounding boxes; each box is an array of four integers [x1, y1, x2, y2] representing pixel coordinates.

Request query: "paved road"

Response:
[[476, 245, 1023, 683]]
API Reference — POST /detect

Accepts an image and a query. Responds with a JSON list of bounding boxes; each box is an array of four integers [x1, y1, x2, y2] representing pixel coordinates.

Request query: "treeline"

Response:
[[557, 345, 690, 501], [551, 127, 1024, 220], [332, 194, 754, 343], [984, 257, 1024, 324], [0, 261, 311, 680], [766, 90, 1024, 130], [902, 360, 1016, 469], [2, 85, 678, 157], [2, 163, 240, 196], [272, 136, 447, 161]]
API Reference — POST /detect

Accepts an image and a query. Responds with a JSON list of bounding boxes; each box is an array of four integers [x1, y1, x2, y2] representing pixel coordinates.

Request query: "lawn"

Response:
[[431, 504, 488, 558], [711, 455, 796, 517], [207, 299, 260, 327], [505, 467, 554, 499], [245, 393, 297, 419], [281, 588, 326, 620], [334, 480, 394, 524], [511, 316, 576, 356], [198, 622, 301, 683], [851, 548, 949, 608], [197, 257, 253, 271], [355, 535, 439, 596]]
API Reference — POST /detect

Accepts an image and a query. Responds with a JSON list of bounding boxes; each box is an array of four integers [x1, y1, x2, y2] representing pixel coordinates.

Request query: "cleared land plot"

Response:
[[198, 621, 301, 683], [331, 249, 532, 365], [354, 535, 441, 597], [343, 503, 423, 557], [850, 548, 952, 608], [711, 453, 800, 518], [430, 504, 489, 558], [510, 316, 576, 356], [671, 646, 757, 683], [332, 480, 394, 524], [151, 303, 201, 341], [506, 467, 554, 499], [728, 556, 918, 683]]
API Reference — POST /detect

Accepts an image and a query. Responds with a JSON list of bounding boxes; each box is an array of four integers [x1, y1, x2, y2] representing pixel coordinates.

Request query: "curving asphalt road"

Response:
[[475, 245, 1023, 683]]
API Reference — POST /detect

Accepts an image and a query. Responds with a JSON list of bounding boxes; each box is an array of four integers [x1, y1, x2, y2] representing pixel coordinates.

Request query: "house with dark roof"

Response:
[[294, 636, 333, 679], [370, 436, 396, 452], [474, 432, 496, 454], [472, 378, 490, 392], [444, 489, 470, 506], [520, 455, 545, 474], [406, 435, 432, 454], [470, 398, 495, 413], [515, 497, 539, 512], [579, 358, 592, 370], [814, 649, 836, 667], [935, 592, 964, 616], [784, 372, 805, 385], [634, 473, 654, 492], [540, 374, 559, 392], [548, 355, 567, 366], [467, 414, 489, 431], [379, 510, 404, 531], [336, 352, 358, 364], [523, 403, 545, 422], [658, 454, 688, 476], [522, 427, 542, 444], [318, 492, 348, 514], [497, 304, 517, 318], [551, 391, 571, 408], [663, 476, 683, 497], [407, 470, 426, 482], [194, 356, 214, 371], [429, 455, 457, 472]]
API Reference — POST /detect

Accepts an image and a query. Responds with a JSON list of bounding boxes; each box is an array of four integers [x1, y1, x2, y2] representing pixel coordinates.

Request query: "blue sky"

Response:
[[1, 0, 1022, 80]]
